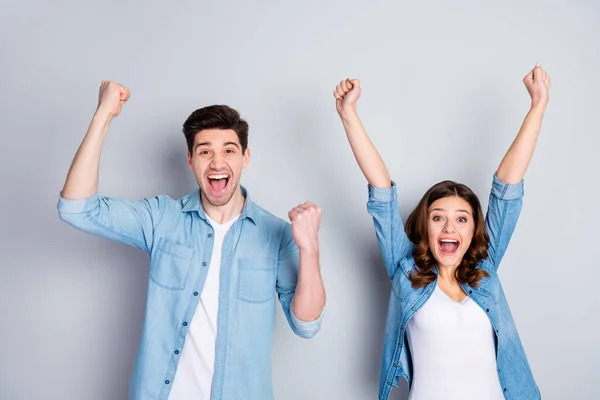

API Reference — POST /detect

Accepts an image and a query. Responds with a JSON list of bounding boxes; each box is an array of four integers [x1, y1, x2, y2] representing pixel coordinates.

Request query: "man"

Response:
[[57, 81, 326, 400]]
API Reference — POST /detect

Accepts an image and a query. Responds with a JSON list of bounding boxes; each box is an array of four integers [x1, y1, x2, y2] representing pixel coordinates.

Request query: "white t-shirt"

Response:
[[168, 214, 239, 400], [406, 283, 505, 400]]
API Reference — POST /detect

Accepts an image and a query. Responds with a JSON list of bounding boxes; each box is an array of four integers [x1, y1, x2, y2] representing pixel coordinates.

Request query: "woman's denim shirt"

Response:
[[367, 173, 540, 400]]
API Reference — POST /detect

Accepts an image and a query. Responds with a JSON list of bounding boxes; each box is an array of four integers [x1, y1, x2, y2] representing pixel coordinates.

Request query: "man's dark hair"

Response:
[[183, 105, 249, 153]]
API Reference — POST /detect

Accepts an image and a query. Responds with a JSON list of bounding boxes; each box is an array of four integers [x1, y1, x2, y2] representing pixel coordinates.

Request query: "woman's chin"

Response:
[[433, 251, 464, 269]]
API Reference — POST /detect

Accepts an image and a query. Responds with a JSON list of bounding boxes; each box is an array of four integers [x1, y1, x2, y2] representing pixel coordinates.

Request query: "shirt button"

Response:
[[486, 308, 490, 312], [165, 380, 170, 385], [208, 233, 213, 238], [202, 262, 207, 266], [183, 322, 188, 326], [393, 363, 397, 367], [174, 350, 179, 355], [469, 290, 473, 294], [411, 307, 415, 311], [504, 388, 507, 392], [386, 382, 391, 386], [193, 292, 199, 296]]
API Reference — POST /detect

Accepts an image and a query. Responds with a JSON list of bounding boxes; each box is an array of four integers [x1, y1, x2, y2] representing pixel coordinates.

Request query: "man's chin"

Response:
[[206, 197, 231, 207], [200, 185, 238, 208]]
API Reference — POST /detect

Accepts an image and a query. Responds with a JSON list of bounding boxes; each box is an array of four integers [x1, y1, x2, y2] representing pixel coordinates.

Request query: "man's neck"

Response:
[[200, 188, 245, 224]]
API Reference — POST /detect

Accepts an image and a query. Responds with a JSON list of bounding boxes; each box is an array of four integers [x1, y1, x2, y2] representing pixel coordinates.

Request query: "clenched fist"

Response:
[[334, 78, 361, 115], [523, 64, 551, 108], [288, 202, 322, 253], [97, 80, 130, 118]]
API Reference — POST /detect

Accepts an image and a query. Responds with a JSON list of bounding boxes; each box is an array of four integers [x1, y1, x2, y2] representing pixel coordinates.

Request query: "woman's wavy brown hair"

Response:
[[405, 180, 490, 289]]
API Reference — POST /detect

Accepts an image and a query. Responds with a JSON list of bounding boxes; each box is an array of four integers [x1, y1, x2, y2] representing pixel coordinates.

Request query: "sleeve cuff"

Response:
[[291, 305, 325, 334], [57, 192, 99, 214], [492, 173, 524, 200], [368, 181, 397, 202]]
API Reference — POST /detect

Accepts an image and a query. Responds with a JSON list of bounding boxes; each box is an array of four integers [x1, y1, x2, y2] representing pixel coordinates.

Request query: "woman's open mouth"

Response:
[[439, 238, 460, 256]]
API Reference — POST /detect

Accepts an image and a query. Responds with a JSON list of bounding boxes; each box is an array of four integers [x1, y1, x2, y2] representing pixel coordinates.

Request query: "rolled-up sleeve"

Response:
[[57, 192, 165, 253], [367, 181, 414, 280], [485, 173, 525, 269], [290, 305, 325, 339]]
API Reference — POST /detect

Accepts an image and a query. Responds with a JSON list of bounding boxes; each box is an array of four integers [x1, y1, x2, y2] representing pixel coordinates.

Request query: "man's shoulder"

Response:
[[251, 202, 290, 228], [154, 190, 199, 211], [148, 194, 187, 209]]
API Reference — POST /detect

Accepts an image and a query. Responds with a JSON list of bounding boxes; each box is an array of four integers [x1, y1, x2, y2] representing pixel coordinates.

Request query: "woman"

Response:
[[334, 64, 550, 400]]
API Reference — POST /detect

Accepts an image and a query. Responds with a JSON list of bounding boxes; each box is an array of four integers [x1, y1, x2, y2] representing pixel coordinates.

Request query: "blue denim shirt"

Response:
[[57, 187, 323, 400], [367, 173, 540, 400]]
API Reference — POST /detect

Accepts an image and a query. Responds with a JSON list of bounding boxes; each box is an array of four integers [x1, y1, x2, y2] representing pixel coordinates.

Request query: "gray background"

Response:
[[1, 0, 598, 399]]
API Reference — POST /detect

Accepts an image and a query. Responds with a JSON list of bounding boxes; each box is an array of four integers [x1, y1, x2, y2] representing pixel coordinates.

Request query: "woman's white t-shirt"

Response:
[[406, 283, 505, 400]]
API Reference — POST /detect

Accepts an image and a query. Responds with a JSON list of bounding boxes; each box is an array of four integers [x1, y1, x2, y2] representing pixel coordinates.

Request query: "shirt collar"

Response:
[[181, 186, 258, 225]]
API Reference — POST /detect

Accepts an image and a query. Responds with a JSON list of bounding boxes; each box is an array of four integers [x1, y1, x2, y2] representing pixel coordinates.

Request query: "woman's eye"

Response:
[[432, 216, 442, 221], [458, 217, 467, 223]]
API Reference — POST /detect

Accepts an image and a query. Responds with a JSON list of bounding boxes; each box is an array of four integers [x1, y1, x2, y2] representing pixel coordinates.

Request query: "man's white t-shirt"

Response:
[[168, 214, 239, 400]]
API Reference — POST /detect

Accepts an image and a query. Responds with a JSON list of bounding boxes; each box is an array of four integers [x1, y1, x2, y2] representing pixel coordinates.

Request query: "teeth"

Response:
[[440, 239, 458, 243], [208, 174, 229, 180]]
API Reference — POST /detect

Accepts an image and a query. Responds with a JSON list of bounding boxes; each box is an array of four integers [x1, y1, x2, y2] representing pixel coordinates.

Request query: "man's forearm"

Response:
[[291, 249, 325, 322], [61, 111, 113, 199]]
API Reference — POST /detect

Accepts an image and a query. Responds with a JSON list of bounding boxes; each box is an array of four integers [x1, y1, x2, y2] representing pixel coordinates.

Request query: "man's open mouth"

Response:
[[207, 173, 230, 194]]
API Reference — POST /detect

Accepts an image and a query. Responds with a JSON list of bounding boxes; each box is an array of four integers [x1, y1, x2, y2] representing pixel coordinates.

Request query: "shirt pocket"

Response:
[[237, 257, 277, 303], [477, 263, 501, 303], [150, 237, 194, 290]]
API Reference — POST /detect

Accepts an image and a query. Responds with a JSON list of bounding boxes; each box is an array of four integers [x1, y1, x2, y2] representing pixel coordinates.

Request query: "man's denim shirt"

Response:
[[367, 173, 541, 400], [57, 187, 323, 400]]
